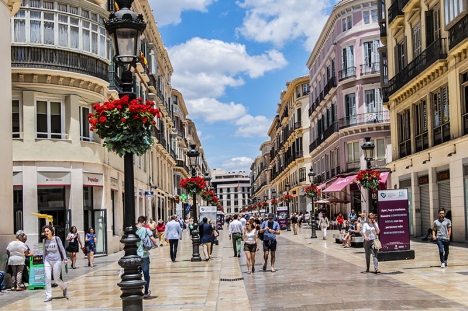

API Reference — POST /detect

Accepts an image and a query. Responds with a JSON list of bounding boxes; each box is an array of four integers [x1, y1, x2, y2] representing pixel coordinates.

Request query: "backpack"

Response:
[[140, 228, 153, 251]]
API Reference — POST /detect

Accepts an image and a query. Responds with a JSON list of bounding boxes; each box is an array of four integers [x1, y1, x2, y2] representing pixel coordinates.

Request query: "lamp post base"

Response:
[[117, 226, 145, 310], [191, 224, 202, 262], [310, 216, 317, 238]]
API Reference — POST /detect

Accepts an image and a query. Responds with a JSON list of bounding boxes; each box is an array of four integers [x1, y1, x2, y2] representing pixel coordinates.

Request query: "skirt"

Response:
[[66, 242, 79, 253]]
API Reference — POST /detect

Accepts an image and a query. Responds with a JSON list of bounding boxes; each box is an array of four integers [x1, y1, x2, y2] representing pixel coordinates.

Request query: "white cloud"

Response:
[[222, 157, 253, 172], [167, 37, 287, 100], [150, 0, 216, 26], [236, 0, 338, 50], [186, 98, 247, 123], [234, 115, 270, 137]]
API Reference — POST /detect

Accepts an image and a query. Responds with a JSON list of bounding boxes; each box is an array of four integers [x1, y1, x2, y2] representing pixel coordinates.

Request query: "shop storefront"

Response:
[[83, 173, 106, 255]]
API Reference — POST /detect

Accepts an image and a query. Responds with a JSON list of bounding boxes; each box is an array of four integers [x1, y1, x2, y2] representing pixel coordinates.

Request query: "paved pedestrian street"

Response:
[[3, 226, 468, 310]]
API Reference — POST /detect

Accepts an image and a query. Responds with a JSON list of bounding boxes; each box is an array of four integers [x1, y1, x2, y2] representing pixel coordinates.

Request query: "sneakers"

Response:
[[445, 261, 448, 267], [44, 298, 52, 302], [441, 262, 446, 268], [63, 287, 68, 298], [144, 290, 151, 299]]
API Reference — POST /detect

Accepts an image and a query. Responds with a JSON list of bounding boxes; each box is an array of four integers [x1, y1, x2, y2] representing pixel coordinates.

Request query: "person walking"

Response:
[[318, 213, 329, 240], [259, 213, 280, 272], [66, 226, 82, 269], [243, 220, 259, 274], [42, 225, 68, 302], [210, 219, 219, 255], [199, 217, 214, 261], [136, 216, 158, 299], [164, 215, 182, 262], [6, 230, 29, 291], [148, 217, 157, 239], [362, 213, 380, 273], [228, 214, 243, 257], [432, 208, 452, 268], [290, 213, 298, 235], [85, 228, 97, 267], [156, 219, 166, 246]]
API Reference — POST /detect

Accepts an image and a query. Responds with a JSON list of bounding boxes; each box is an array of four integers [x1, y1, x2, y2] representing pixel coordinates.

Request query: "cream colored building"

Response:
[[5, 0, 198, 257], [380, 0, 468, 241], [0, 0, 20, 257]]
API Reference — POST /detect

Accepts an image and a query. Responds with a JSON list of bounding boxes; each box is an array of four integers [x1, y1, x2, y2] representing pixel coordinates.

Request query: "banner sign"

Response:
[[276, 206, 289, 230], [377, 189, 410, 251]]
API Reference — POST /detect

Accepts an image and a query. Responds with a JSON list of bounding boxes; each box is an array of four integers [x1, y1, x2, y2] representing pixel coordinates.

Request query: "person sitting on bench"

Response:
[[343, 218, 362, 248]]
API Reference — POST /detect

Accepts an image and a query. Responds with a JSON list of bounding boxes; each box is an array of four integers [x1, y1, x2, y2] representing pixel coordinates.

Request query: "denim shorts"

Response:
[[263, 240, 277, 252]]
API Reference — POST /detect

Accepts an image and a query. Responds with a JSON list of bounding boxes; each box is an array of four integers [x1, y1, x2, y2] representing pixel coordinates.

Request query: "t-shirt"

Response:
[[6, 241, 27, 265], [148, 221, 156, 231], [136, 227, 152, 258], [291, 216, 298, 224], [43, 237, 66, 262], [86, 234, 96, 246], [434, 218, 452, 240], [261, 221, 280, 241]]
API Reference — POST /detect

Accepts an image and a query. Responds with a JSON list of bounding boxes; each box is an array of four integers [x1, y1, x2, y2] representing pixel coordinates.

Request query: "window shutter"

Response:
[[364, 42, 370, 67], [348, 45, 354, 67], [425, 11, 434, 46], [403, 36, 407, 67], [372, 40, 380, 65], [394, 45, 399, 74]]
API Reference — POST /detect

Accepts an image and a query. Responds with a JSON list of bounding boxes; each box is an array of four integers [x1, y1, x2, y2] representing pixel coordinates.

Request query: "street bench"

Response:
[[333, 233, 363, 247]]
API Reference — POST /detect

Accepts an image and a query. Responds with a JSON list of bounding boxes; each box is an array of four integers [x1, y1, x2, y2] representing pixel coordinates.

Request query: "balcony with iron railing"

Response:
[[387, 38, 447, 97], [449, 14, 468, 51], [415, 131, 429, 152], [11, 46, 109, 82], [338, 67, 356, 81], [294, 121, 302, 130], [360, 63, 380, 76], [310, 122, 339, 153], [388, 0, 404, 26], [338, 111, 390, 130], [399, 138, 411, 158], [433, 122, 450, 147]]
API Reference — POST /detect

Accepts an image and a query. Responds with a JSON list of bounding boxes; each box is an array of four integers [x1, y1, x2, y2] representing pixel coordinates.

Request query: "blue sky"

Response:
[[149, 0, 339, 173]]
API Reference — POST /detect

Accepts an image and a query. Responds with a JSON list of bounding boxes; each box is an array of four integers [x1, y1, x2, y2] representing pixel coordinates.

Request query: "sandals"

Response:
[[375, 269, 381, 274], [262, 263, 267, 271], [16, 287, 24, 291], [247, 270, 251, 274]]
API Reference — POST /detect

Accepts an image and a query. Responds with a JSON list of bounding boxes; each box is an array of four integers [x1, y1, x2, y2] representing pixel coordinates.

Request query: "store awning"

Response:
[[379, 172, 390, 184], [317, 182, 327, 189], [323, 175, 357, 193]]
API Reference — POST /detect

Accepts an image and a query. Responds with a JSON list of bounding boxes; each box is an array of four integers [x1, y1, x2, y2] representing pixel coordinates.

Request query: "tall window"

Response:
[[426, 6, 441, 46], [462, 72, 468, 135], [342, 15, 352, 32], [432, 85, 450, 146], [80, 106, 92, 141], [414, 99, 428, 151], [396, 39, 407, 73], [445, 0, 466, 26], [413, 23, 421, 57], [342, 45, 354, 78], [363, 9, 378, 24], [365, 89, 383, 115], [363, 40, 380, 74], [398, 109, 411, 158], [36, 100, 64, 139], [13, 10, 26, 42], [344, 93, 357, 125], [346, 141, 360, 163], [12, 100, 21, 138]]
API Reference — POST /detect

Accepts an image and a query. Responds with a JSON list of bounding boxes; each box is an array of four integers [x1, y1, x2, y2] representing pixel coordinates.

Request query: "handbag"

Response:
[[373, 238, 382, 250], [81, 246, 87, 255]]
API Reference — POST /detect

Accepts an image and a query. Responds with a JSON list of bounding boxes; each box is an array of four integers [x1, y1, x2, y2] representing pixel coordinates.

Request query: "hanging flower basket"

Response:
[[305, 185, 321, 199], [180, 177, 206, 195], [88, 96, 161, 157], [356, 170, 381, 190], [282, 193, 294, 204], [270, 198, 279, 205]]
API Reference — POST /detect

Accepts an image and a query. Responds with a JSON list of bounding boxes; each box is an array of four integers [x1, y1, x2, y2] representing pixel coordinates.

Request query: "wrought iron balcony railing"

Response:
[[338, 67, 356, 81], [387, 38, 447, 97], [449, 14, 468, 50], [11, 46, 109, 82]]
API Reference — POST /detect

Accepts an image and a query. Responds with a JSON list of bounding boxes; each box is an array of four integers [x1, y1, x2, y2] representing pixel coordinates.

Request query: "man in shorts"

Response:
[[260, 213, 280, 272]]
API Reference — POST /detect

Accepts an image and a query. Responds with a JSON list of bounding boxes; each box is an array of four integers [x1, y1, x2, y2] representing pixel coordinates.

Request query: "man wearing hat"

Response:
[[156, 219, 166, 246], [259, 213, 280, 272]]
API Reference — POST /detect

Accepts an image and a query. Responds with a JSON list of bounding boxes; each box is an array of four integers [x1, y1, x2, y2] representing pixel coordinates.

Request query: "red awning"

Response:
[[379, 172, 390, 184], [323, 175, 357, 192]]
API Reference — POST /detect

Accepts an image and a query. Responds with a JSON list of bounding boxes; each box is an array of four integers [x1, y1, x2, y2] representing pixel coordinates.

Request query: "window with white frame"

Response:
[[369, 138, 385, 159], [363, 40, 380, 74], [445, 0, 466, 27], [36, 100, 65, 139], [80, 106, 92, 141], [413, 23, 421, 57], [342, 15, 352, 32], [12, 99, 21, 138], [346, 141, 360, 163], [342, 45, 354, 77], [11, 1, 108, 59], [363, 9, 378, 24], [364, 88, 383, 115]]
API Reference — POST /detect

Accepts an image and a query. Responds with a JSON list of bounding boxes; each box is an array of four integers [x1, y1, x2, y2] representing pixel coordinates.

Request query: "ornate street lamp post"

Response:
[[285, 182, 291, 231], [361, 137, 376, 214], [308, 168, 317, 238], [187, 144, 202, 261], [104, 1, 146, 309], [271, 189, 276, 214]]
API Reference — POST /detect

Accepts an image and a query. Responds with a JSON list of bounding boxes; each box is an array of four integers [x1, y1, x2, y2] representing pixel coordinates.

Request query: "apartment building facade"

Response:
[[306, 0, 391, 218], [5, 0, 195, 256], [380, 0, 468, 241], [212, 169, 250, 215]]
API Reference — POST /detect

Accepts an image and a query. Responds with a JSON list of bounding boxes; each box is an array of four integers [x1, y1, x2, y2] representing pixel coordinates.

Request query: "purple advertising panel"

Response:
[[377, 189, 410, 251], [216, 211, 224, 230], [276, 206, 289, 230]]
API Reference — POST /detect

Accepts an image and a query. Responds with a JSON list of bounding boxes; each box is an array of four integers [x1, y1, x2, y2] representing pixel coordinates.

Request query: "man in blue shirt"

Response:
[[0, 270, 4, 292], [164, 215, 183, 262], [348, 209, 358, 220], [136, 216, 158, 299], [259, 213, 280, 272]]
